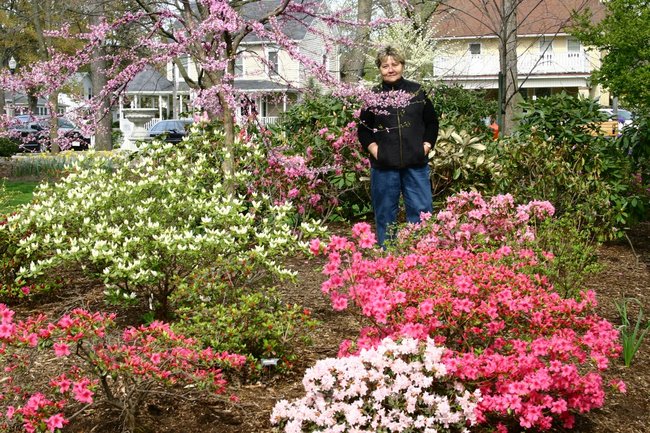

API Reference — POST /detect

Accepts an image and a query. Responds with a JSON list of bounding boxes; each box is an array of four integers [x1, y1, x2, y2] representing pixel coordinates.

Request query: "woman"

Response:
[[357, 46, 439, 247]]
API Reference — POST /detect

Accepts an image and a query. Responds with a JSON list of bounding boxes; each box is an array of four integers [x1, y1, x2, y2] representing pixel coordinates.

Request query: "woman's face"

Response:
[[379, 56, 404, 84]]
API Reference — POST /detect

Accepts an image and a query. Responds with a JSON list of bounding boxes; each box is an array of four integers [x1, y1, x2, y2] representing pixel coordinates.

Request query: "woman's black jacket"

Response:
[[358, 77, 439, 169]]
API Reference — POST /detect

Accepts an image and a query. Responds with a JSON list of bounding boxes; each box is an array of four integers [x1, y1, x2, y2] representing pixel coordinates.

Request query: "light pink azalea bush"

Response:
[[310, 194, 623, 431], [0, 305, 245, 433], [271, 337, 481, 433], [392, 191, 556, 252]]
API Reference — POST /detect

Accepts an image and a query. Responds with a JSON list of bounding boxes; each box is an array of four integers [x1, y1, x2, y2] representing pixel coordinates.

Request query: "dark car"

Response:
[[148, 119, 193, 143], [9, 115, 90, 152]]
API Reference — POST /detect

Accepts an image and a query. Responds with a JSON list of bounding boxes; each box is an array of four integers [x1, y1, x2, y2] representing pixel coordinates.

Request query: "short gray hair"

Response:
[[375, 46, 406, 68]]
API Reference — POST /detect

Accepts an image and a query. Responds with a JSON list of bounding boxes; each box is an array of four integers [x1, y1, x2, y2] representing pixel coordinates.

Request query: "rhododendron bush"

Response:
[[0, 304, 245, 433], [313, 192, 623, 431], [249, 94, 370, 221], [271, 337, 481, 433]]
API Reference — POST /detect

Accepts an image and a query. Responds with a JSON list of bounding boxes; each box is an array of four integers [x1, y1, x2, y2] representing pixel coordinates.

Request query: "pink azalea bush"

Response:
[[0, 305, 245, 432], [392, 191, 556, 252], [313, 203, 623, 431], [271, 337, 481, 433]]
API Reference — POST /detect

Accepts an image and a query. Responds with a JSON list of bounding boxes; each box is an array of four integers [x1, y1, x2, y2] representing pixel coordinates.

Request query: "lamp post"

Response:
[[7, 56, 16, 116]]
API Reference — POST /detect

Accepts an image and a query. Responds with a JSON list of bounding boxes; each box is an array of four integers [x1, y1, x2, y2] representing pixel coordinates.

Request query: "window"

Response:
[[567, 37, 581, 57], [539, 37, 553, 54], [140, 96, 159, 109], [267, 49, 279, 76], [234, 55, 244, 77], [468, 43, 481, 55], [180, 54, 190, 70]]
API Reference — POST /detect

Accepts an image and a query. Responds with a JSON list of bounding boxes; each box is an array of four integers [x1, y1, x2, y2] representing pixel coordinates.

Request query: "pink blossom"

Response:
[[609, 379, 626, 393], [72, 380, 94, 404], [309, 238, 321, 255], [45, 413, 67, 432], [53, 342, 71, 357], [0, 322, 15, 338]]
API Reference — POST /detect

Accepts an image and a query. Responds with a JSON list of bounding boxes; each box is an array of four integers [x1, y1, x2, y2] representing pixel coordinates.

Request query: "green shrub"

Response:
[[0, 124, 325, 318], [172, 269, 318, 374], [428, 127, 499, 201], [618, 112, 650, 217], [428, 83, 497, 136], [526, 216, 602, 298], [490, 92, 645, 240], [0, 137, 20, 157]]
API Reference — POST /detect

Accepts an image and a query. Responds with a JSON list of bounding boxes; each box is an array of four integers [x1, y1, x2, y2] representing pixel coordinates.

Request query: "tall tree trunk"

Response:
[[0, 89, 6, 116], [90, 0, 112, 150], [48, 92, 60, 153], [501, 0, 520, 134], [340, 0, 373, 82]]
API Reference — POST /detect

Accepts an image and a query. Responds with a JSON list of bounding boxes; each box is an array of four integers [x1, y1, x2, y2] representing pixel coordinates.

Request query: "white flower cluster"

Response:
[[271, 337, 480, 433], [2, 133, 325, 306]]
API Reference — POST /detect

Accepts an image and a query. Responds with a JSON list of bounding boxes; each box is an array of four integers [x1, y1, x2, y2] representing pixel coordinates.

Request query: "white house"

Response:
[[118, 0, 340, 140], [430, 0, 610, 104]]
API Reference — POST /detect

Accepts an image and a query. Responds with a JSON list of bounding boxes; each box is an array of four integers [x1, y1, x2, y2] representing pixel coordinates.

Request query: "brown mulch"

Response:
[[3, 160, 649, 433], [61, 222, 650, 433]]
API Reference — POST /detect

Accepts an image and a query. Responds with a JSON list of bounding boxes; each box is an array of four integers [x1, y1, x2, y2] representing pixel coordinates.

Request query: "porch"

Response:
[[433, 52, 593, 78]]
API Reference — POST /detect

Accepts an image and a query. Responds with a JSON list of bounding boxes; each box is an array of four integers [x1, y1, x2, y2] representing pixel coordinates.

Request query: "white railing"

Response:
[[433, 52, 592, 78], [144, 118, 161, 131], [259, 116, 279, 126]]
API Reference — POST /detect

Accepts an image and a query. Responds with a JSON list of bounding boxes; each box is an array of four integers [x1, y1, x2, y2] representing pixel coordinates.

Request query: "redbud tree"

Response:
[[0, 0, 411, 160]]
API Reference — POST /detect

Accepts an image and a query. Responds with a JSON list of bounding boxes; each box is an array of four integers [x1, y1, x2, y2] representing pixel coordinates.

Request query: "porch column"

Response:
[[158, 95, 163, 119]]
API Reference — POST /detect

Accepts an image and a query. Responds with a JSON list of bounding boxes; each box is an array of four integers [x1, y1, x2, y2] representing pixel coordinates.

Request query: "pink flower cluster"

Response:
[[0, 305, 245, 432], [250, 119, 367, 219], [271, 337, 481, 433], [395, 191, 555, 253], [314, 201, 623, 430]]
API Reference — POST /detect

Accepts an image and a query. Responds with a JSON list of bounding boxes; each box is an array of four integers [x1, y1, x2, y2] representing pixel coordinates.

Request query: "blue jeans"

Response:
[[370, 165, 433, 247]]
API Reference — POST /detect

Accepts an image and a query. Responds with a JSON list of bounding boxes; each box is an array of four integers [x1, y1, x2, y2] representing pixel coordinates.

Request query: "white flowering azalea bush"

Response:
[[0, 123, 325, 318], [271, 337, 481, 433]]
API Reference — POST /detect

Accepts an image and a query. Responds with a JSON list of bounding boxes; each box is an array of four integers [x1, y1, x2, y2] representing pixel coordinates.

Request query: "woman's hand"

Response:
[[368, 142, 379, 159]]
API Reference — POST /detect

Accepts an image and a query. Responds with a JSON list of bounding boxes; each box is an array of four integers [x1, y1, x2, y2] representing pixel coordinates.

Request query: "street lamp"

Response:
[[8, 56, 16, 74], [7, 57, 17, 116]]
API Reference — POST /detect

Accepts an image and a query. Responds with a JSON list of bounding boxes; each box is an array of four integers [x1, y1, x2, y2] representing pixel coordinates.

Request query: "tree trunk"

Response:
[[218, 92, 236, 193], [501, 0, 520, 135], [90, 1, 112, 150], [340, 0, 373, 82], [48, 92, 60, 153], [0, 89, 6, 116]]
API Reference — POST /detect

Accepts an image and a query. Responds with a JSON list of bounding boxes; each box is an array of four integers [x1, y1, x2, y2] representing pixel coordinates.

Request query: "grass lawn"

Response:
[[0, 180, 39, 214]]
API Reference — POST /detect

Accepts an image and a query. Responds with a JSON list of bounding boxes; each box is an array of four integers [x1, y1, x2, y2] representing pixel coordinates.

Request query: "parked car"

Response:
[[9, 115, 90, 152], [148, 119, 194, 143], [599, 108, 635, 129]]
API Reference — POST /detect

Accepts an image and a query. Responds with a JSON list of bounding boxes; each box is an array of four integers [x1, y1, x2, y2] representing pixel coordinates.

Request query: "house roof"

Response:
[[125, 69, 296, 94], [240, 0, 323, 42], [234, 79, 298, 92], [433, 0, 606, 38], [126, 68, 176, 93]]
